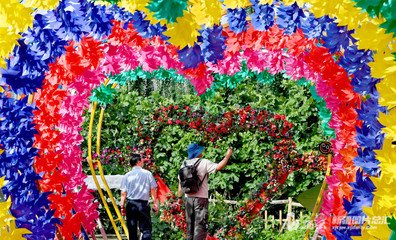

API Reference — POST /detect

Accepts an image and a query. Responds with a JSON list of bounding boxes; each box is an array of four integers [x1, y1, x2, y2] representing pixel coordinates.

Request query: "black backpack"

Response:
[[179, 158, 207, 194]]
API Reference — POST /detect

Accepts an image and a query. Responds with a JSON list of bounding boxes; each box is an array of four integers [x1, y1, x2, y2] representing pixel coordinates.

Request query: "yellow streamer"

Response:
[[189, 0, 223, 27], [21, 0, 59, 9], [223, 0, 252, 9], [117, 0, 168, 25], [353, 120, 396, 239], [377, 77, 396, 108], [0, 0, 71, 68], [355, 141, 396, 239], [164, 11, 200, 47], [379, 111, 396, 140], [114, 0, 167, 32], [0, 0, 34, 67], [366, 21, 396, 238], [335, 2, 367, 29], [118, 0, 150, 17], [0, 177, 31, 239]]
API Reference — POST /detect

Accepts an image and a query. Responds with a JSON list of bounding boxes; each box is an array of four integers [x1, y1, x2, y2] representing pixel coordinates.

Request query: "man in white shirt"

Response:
[[178, 143, 232, 240], [120, 154, 159, 240]]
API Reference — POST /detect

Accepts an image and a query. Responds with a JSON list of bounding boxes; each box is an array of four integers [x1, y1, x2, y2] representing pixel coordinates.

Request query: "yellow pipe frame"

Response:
[[87, 102, 123, 240], [89, 79, 128, 238], [95, 106, 129, 238], [304, 154, 332, 240]]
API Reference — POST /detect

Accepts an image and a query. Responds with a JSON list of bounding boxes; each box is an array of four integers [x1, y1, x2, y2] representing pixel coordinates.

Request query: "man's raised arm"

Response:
[[216, 147, 233, 171]]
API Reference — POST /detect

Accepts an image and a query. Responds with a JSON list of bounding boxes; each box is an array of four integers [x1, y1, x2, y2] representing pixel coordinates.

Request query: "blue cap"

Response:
[[187, 143, 204, 159]]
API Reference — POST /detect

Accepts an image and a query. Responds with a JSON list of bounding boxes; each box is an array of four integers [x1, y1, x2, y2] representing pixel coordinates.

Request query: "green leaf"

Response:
[[256, 70, 275, 85], [388, 216, 396, 231], [354, 0, 385, 17], [296, 184, 323, 211], [90, 84, 117, 106], [147, 0, 188, 23]]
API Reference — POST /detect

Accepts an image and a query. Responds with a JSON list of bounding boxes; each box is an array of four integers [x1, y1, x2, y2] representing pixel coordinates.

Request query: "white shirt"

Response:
[[120, 166, 157, 201]]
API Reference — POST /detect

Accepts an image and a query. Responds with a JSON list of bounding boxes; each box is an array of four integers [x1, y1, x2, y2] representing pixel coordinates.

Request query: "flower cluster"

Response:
[[92, 147, 131, 166], [132, 104, 327, 237], [91, 146, 159, 175], [160, 195, 187, 233], [235, 152, 327, 225], [138, 104, 294, 148]]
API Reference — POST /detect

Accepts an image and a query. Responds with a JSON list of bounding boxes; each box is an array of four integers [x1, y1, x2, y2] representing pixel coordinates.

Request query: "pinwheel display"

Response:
[[0, 0, 395, 239]]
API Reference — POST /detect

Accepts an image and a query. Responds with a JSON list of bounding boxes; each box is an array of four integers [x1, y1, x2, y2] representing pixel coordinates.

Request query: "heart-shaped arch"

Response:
[[0, 1, 393, 239], [127, 103, 327, 235]]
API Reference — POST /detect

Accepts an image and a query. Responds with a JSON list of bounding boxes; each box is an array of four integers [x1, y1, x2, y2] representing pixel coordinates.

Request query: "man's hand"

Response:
[[177, 197, 183, 205], [152, 201, 159, 213], [226, 147, 232, 157], [216, 147, 233, 171], [121, 206, 126, 216], [120, 191, 127, 216]]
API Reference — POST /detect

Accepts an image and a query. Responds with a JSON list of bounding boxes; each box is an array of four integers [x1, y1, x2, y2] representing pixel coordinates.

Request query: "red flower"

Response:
[[196, 118, 202, 126]]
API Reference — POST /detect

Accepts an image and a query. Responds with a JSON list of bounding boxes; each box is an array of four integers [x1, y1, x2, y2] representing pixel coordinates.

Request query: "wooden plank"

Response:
[[265, 210, 268, 229], [271, 215, 275, 228], [287, 197, 292, 229], [279, 210, 282, 230]]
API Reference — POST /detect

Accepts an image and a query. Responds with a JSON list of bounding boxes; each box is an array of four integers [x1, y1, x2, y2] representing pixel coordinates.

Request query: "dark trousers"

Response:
[[126, 199, 152, 240], [185, 197, 209, 240]]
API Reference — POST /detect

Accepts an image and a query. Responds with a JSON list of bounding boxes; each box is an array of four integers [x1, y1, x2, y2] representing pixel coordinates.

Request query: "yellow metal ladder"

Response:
[[87, 80, 128, 240]]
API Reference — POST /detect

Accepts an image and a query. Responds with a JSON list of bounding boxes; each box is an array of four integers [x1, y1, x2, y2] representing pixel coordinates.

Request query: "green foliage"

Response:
[[82, 74, 328, 237], [207, 193, 314, 240], [95, 190, 313, 239], [83, 75, 326, 199], [151, 214, 185, 240], [238, 216, 311, 240]]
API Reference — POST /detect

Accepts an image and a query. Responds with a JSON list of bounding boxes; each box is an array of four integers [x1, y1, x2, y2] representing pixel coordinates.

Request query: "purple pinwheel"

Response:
[[251, 3, 275, 31], [322, 23, 356, 53], [226, 8, 247, 34], [178, 44, 204, 69], [354, 148, 381, 177], [276, 2, 304, 34], [300, 13, 332, 39], [0, 93, 60, 239], [199, 25, 226, 64], [351, 65, 380, 95], [131, 11, 169, 40], [339, 46, 373, 75]]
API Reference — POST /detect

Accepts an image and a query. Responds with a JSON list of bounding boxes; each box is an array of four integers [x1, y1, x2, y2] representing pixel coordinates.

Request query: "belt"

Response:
[[127, 199, 148, 203]]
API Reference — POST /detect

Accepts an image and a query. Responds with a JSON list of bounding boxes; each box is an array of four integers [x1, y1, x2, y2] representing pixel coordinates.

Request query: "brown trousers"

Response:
[[185, 197, 209, 240]]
